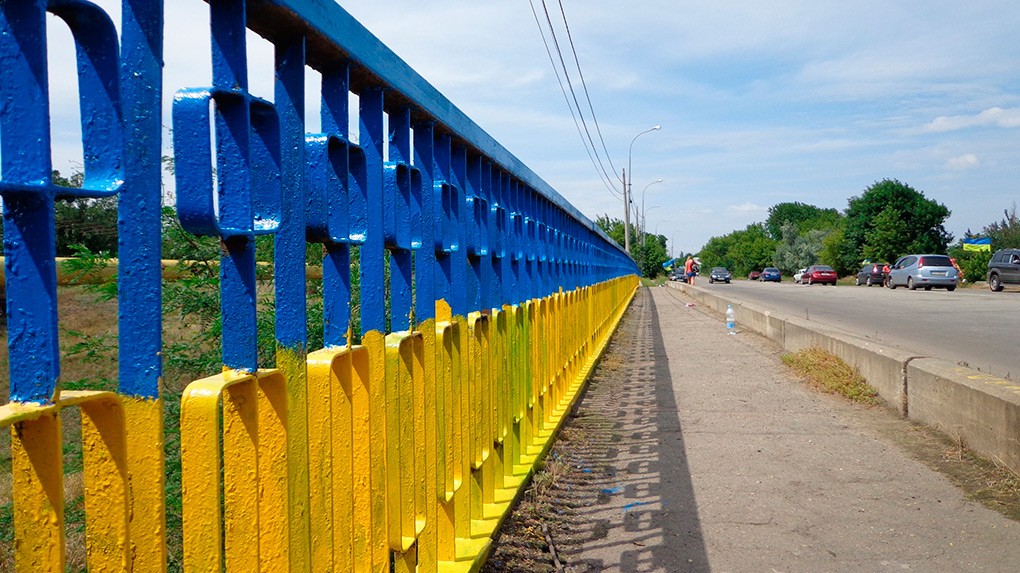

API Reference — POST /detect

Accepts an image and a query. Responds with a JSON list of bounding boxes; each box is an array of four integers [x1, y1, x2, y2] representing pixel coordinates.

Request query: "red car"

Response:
[[803, 264, 838, 285]]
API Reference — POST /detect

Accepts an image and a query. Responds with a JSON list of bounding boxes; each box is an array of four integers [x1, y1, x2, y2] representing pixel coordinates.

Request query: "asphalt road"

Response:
[[693, 278, 1020, 381]]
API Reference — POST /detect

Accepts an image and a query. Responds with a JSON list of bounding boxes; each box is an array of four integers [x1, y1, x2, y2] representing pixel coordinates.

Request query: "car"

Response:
[[987, 248, 1020, 292], [709, 267, 732, 283], [748, 270, 762, 281], [887, 254, 957, 291], [803, 264, 838, 285], [855, 263, 889, 287], [793, 268, 807, 283], [760, 267, 781, 282]]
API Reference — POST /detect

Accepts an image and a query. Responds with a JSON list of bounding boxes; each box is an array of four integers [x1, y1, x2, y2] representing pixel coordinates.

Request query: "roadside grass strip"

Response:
[[782, 347, 880, 405]]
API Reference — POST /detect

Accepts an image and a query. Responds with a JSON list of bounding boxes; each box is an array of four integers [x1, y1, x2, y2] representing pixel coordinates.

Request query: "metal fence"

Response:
[[0, 0, 637, 570]]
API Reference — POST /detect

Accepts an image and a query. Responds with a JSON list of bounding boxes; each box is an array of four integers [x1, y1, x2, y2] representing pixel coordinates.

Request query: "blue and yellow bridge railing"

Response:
[[0, 0, 637, 570]]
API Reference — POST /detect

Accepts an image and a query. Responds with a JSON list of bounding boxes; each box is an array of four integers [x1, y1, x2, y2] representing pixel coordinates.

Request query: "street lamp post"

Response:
[[654, 219, 669, 236], [624, 125, 661, 254], [640, 178, 663, 242]]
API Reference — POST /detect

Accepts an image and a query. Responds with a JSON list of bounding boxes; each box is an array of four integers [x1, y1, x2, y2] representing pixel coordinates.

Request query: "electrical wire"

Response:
[[539, 0, 619, 191], [555, 0, 618, 179], [527, 0, 621, 199]]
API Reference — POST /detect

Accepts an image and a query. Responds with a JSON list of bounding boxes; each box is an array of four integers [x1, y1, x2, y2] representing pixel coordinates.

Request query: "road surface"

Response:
[[695, 279, 1020, 381]]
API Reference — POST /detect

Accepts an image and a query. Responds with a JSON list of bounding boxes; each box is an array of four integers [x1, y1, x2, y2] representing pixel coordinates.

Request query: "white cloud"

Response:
[[945, 153, 980, 171], [925, 107, 1020, 132], [729, 203, 766, 213]]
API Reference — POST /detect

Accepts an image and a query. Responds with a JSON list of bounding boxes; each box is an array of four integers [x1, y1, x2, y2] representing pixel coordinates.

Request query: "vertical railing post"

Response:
[[275, 34, 312, 572]]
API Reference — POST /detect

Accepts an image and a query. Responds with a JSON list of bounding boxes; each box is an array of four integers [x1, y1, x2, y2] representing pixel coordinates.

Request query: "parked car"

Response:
[[748, 270, 761, 281], [708, 267, 732, 284], [760, 267, 781, 282], [803, 264, 838, 285], [855, 263, 889, 287], [987, 248, 1020, 292], [887, 254, 957, 291], [793, 268, 807, 283]]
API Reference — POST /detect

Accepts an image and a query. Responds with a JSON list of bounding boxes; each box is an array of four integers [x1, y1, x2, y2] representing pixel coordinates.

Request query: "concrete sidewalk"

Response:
[[550, 286, 1019, 572]]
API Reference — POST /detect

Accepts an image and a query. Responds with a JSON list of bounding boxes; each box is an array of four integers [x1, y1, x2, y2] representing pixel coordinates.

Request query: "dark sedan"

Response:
[[709, 267, 732, 284], [855, 263, 888, 287], [760, 267, 781, 282]]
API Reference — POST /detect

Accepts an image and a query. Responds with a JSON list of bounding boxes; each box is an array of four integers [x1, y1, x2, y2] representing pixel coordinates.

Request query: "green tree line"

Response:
[[696, 179, 1018, 282]]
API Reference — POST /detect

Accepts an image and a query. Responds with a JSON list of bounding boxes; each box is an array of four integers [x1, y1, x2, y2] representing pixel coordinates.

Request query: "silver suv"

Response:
[[887, 254, 958, 291], [987, 248, 1020, 292]]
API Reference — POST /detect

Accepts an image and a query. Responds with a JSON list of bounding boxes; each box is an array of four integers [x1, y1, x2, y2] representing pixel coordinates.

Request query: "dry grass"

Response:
[[781, 347, 880, 405], [0, 286, 119, 571], [783, 349, 1020, 522]]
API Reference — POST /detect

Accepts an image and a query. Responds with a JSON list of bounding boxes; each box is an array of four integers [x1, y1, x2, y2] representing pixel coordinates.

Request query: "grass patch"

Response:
[[640, 275, 667, 287], [781, 347, 879, 405]]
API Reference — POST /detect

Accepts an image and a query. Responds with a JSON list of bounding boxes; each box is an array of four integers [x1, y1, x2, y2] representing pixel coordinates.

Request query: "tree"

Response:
[[985, 203, 1020, 249], [635, 233, 669, 278], [595, 214, 632, 249], [837, 179, 951, 275], [773, 221, 830, 272], [818, 224, 846, 272], [698, 223, 777, 277], [765, 201, 842, 240]]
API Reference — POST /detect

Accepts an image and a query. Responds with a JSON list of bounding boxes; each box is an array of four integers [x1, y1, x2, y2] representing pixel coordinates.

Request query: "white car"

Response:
[[793, 268, 807, 283]]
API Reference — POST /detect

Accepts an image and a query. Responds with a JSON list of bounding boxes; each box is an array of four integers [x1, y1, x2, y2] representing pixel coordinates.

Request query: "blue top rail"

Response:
[[0, 0, 636, 403]]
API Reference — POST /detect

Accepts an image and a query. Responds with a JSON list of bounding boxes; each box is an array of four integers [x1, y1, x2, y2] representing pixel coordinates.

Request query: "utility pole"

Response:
[[622, 168, 631, 254]]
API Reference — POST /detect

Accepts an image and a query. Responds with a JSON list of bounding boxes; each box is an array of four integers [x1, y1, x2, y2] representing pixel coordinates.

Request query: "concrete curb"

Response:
[[666, 281, 1020, 474]]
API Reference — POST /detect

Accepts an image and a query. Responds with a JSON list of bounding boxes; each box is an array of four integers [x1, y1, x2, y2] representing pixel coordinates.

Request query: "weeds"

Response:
[[781, 347, 879, 405]]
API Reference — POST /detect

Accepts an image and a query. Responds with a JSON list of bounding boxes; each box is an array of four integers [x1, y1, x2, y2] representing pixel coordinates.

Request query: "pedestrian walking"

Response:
[[685, 256, 696, 285]]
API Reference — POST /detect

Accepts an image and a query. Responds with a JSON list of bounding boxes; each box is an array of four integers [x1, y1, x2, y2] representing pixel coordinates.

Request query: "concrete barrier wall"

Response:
[[665, 281, 1020, 473], [907, 359, 1020, 471]]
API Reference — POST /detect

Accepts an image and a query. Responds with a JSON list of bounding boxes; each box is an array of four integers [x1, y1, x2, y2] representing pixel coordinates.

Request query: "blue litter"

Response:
[[622, 501, 654, 512], [601, 487, 623, 495]]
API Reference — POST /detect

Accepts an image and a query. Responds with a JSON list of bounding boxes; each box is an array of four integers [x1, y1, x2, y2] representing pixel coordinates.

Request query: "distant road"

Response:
[[695, 279, 1020, 381]]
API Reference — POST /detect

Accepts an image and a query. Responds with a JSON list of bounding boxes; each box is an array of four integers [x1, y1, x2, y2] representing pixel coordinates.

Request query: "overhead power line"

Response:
[[554, 0, 619, 179], [527, 0, 621, 199]]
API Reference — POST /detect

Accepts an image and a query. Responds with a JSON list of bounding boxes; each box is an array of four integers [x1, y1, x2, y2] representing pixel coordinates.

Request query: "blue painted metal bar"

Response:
[[465, 155, 483, 313], [413, 120, 437, 325], [359, 86, 386, 334], [118, 0, 164, 397], [449, 145, 469, 315], [385, 105, 415, 331], [312, 64, 355, 346], [274, 37, 308, 350], [0, 0, 128, 402]]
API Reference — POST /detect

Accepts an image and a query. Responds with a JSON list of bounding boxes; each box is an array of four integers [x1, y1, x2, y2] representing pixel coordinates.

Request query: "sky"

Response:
[[42, 1, 1020, 255]]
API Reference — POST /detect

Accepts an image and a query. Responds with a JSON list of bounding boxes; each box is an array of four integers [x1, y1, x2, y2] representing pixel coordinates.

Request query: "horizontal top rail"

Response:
[[250, 0, 621, 250]]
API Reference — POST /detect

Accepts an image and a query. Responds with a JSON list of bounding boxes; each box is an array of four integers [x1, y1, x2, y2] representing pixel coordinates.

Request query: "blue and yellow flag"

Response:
[[963, 237, 991, 252]]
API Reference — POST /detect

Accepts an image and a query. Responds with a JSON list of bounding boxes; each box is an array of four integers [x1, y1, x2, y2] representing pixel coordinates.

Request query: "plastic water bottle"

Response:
[[726, 304, 736, 335]]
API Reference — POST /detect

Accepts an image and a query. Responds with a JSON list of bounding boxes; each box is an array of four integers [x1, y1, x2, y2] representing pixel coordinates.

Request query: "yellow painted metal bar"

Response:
[[10, 405, 64, 572], [346, 343, 376, 573], [384, 330, 423, 553], [417, 318, 440, 571], [279, 346, 312, 573], [257, 370, 290, 570], [180, 369, 255, 572], [0, 276, 636, 572], [363, 331, 390, 572], [123, 396, 167, 573], [307, 346, 360, 570], [78, 393, 131, 571]]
